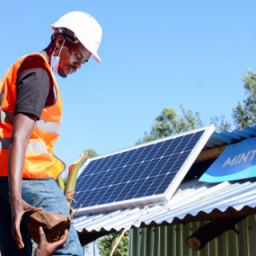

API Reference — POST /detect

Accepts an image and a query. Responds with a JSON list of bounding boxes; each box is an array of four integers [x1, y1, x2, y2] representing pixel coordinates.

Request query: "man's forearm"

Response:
[[8, 112, 37, 199], [8, 139, 27, 200]]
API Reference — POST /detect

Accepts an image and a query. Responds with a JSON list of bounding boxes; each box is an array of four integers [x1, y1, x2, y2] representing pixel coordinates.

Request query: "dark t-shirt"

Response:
[[15, 56, 54, 120]]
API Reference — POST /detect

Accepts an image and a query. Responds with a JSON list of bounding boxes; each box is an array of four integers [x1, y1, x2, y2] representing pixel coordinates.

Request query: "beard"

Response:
[[58, 67, 67, 78]]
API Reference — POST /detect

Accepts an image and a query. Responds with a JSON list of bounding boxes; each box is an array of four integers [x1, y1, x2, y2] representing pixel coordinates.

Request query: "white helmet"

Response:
[[50, 11, 102, 62]]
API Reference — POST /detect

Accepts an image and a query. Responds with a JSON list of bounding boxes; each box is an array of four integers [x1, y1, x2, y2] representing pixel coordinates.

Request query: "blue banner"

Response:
[[199, 137, 256, 183]]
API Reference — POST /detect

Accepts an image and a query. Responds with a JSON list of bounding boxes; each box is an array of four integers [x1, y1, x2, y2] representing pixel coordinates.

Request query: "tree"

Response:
[[137, 105, 204, 144], [232, 69, 256, 129], [210, 115, 232, 133], [97, 231, 129, 256], [81, 149, 99, 166], [84, 149, 99, 159]]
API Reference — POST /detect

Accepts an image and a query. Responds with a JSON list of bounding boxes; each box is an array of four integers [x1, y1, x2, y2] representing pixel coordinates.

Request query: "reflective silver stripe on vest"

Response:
[[0, 139, 48, 154], [0, 109, 62, 135], [0, 110, 14, 123], [26, 141, 49, 154], [0, 138, 11, 149], [34, 117, 62, 135]]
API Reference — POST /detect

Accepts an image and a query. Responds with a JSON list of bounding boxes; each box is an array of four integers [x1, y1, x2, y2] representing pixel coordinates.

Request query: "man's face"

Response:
[[57, 40, 92, 78]]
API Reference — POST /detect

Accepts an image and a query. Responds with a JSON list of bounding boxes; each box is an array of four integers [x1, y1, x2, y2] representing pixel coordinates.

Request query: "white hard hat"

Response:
[[50, 11, 102, 62]]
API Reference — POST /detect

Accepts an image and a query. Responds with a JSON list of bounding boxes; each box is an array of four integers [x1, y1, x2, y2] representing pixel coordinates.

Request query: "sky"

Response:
[[0, 0, 256, 179]]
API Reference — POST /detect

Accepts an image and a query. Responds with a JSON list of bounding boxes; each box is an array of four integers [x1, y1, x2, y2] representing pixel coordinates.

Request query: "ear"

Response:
[[53, 36, 65, 56]]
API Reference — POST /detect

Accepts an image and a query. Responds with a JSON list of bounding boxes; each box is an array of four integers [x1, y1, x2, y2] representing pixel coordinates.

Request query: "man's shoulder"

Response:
[[18, 54, 48, 76]]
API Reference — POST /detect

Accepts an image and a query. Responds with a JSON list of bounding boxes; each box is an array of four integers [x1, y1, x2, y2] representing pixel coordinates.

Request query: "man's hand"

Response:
[[10, 197, 42, 249], [35, 227, 68, 256]]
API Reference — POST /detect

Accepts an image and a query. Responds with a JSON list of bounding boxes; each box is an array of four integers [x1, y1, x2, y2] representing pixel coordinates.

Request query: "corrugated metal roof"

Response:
[[74, 125, 256, 233], [204, 125, 256, 149], [74, 177, 256, 233]]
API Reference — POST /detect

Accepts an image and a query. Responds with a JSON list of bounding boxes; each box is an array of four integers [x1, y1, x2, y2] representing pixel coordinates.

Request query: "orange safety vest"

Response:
[[0, 53, 64, 179]]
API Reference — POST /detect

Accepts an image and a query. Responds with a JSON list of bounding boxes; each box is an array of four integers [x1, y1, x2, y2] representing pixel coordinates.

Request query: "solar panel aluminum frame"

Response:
[[75, 125, 215, 216]]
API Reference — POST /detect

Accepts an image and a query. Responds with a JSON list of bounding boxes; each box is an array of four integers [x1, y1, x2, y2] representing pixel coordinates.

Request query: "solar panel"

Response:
[[73, 125, 215, 215]]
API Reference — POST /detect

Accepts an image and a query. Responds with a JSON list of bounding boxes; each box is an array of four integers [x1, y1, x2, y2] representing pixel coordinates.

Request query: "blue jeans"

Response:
[[0, 177, 83, 256]]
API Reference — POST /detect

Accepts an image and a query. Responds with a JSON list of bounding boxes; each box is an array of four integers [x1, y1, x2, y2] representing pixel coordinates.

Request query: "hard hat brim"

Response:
[[92, 53, 101, 63]]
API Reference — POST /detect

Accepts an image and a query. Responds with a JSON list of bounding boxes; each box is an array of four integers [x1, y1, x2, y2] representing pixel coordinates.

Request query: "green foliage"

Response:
[[232, 69, 256, 129], [84, 149, 99, 158], [210, 115, 232, 133], [83, 244, 89, 255], [32, 240, 37, 256], [137, 105, 204, 144], [81, 149, 99, 166], [97, 231, 129, 256]]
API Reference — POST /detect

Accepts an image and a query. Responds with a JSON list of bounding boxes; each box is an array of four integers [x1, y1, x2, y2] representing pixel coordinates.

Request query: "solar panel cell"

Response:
[[153, 142, 171, 159], [115, 184, 133, 201], [127, 147, 144, 162], [125, 183, 143, 199], [130, 167, 146, 181], [134, 177, 156, 195], [118, 149, 136, 166], [115, 194, 126, 202]]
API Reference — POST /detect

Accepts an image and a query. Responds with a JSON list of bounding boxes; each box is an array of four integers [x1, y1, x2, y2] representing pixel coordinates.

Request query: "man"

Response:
[[0, 11, 102, 256]]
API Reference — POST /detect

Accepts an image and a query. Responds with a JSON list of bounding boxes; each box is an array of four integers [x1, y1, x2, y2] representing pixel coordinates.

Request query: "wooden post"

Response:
[[186, 217, 244, 250]]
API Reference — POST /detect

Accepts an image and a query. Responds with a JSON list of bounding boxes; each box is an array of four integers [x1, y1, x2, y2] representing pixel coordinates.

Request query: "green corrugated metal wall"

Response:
[[129, 215, 256, 256]]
